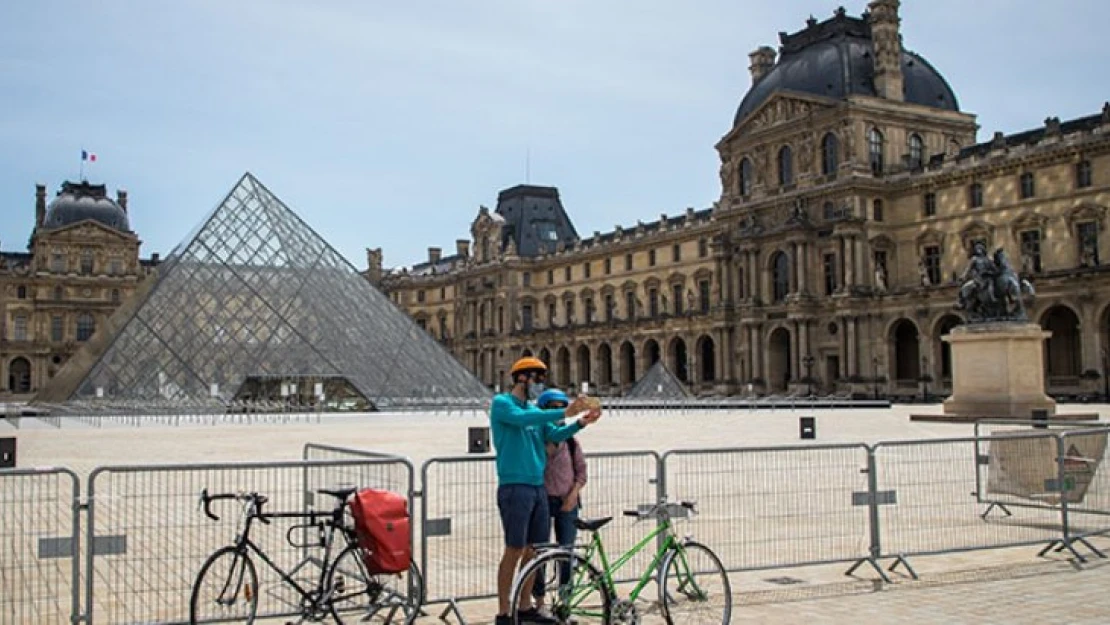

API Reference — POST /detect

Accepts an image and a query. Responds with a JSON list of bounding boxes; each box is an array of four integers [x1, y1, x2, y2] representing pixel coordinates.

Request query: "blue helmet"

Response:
[[537, 389, 570, 409]]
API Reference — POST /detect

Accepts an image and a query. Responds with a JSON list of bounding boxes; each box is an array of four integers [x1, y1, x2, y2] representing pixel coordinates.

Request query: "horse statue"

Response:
[[992, 248, 1035, 320]]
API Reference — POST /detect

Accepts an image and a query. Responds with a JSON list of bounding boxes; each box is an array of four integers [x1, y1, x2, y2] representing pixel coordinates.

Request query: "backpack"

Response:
[[348, 488, 411, 574]]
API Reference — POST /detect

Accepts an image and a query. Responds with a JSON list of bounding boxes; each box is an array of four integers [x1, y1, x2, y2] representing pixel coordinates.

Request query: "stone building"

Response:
[[1, 180, 158, 398], [370, 1, 1110, 400]]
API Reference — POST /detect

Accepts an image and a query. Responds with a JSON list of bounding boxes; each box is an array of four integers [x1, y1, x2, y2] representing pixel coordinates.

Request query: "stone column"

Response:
[[790, 242, 799, 294], [855, 235, 867, 289], [791, 321, 801, 383], [845, 237, 856, 289], [847, 316, 858, 376], [796, 242, 808, 295]]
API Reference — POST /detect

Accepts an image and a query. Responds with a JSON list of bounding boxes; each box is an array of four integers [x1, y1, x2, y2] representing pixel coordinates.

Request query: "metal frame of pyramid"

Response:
[[625, 361, 691, 399], [36, 173, 491, 412]]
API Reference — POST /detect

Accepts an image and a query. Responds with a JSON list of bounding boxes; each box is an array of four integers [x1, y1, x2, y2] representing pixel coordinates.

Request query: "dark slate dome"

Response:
[[734, 11, 958, 127], [42, 181, 130, 231]]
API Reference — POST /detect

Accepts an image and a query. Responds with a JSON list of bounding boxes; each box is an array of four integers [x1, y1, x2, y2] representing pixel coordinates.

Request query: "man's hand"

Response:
[[578, 408, 601, 426], [566, 395, 588, 415], [562, 490, 579, 512]]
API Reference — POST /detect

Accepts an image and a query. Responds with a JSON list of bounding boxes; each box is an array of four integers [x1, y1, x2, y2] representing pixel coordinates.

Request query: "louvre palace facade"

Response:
[[1, 181, 158, 398], [370, 1, 1110, 400]]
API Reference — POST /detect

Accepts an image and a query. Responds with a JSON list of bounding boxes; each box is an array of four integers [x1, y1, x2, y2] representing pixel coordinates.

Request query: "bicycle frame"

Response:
[[569, 516, 681, 605]]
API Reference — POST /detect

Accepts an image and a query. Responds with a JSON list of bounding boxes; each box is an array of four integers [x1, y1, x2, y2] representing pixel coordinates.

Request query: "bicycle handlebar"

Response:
[[622, 499, 697, 520], [199, 488, 270, 523]]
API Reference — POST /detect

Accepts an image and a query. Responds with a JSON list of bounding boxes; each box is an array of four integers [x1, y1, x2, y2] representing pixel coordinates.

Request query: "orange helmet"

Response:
[[510, 356, 548, 377]]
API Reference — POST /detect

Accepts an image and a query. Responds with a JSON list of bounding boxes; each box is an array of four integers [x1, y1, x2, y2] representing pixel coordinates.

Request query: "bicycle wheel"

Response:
[[189, 546, 259, 624], [657, 541, 731, 625], [511, 550, 611, 624], [326, 545, 423, 624]]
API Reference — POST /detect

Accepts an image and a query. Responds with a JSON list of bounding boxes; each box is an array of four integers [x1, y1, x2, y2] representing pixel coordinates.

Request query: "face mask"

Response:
[[528, 381, 545, 401]]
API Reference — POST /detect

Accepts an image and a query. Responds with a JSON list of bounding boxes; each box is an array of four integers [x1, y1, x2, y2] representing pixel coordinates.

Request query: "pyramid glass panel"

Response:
[[626, 361, 691, 399], [50, 173, 490, 411]]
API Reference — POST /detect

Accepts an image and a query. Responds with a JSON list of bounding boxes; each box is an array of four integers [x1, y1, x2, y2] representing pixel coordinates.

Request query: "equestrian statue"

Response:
[[955, 242, 1036, 322]]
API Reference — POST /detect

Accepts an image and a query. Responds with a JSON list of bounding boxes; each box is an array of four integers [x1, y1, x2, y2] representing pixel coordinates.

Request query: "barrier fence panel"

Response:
[[0, 467, 81, 625], [1058, 427, 1110, 543], [874, 435, 1064, 563], [85, 458, 412, 625], [662, 444, 871, 572], [420, 451, 660, 604]]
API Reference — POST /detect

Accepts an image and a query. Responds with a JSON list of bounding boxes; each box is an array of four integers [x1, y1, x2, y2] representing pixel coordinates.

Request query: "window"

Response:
[[1019, 230, 1042, 273], [672, 244, 681, 262], [821, 133, 839, 176], [739, 158, 753, 196], [823, 253, 838, 295], [823, 202, 837, 220], [1076, 160, 1093, 189], [51, 315, 64, 342], [605, 294, 615, 321], [109, 257, 123, 275], [548, 302, 558, 326], [604, 258, 612, 275], [111, 289, 120, 304], [772, 252, 790, 303], [13, 315, 28, 341], [907, 133, 924, 169], [874, 250, 889, 276], [522, 272, 531, 287], [1078, 221, 1100, 267], [16, 285, 27, 299], [625, 291, 636, 319], [624, 253, 633, 271], [497, 307, 504, 334], [417, 290, 425, 303], [564, 300, 575, 325], [923, 246, 942, 286], [547, 269, 554, 285], [520, 304, 532, 332], [80, 249, 94, 275], [648, 288, 659, 317], [583, 262, 591, 279], [873, 199, 884, 222], [968, 183, 983, 208], [778, 146, 794, 186], [54, 286, 63, 301], [440, 286, 446, 299], [76, 313, 96, 341], [1019, 172, 1035, 199], [698, 238, 709, 258], [648, 250, 656, 266], [416, 318, 427, 331], [439, 316, 448, 339], [868, 128, 885, 175], [51, 252, 65, 273], [564, 266, 571, 282], [584, 297, 594, 323], [698, 280, 711, 313], [672, 284, 684, 315], [923, 192, 937, 217]]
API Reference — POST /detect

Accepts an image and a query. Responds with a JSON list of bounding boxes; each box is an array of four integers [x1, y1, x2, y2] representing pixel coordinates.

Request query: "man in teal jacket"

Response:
[[491, 357, 600, 625]]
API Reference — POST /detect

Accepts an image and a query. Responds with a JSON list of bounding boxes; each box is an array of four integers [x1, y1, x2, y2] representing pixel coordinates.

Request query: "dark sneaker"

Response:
[[495, 614, 514, 625], [517, 607, 558, 624]]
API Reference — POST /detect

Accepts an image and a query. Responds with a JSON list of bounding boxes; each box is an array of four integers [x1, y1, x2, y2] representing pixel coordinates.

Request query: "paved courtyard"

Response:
[[3, 402, 1109, 624]]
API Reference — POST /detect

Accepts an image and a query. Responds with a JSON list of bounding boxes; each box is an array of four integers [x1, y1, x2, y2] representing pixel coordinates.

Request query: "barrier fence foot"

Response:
[[1074, 536, 1107, 560], [980, 502, 1012, 520], [1039, 539, 1090, 563], [886, 554, 918, 580], [845, 557, 891, 583], [437, 598, 468, 624]]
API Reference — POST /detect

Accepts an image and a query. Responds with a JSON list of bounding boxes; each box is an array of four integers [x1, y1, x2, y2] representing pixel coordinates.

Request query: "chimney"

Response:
[[35, 183, 47, 227], [117, 189, 128, 213], [151, 253, 160, 264], [428, 247, 442, 264], [748, 46, 776, 84], [365, 248, 383, 284], [868, 0, 904, 101], [456, 239, 470, 258]]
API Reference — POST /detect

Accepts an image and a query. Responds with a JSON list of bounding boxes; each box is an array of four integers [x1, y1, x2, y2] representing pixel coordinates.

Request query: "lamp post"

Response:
[[803, 354, 815, 397], [921, 356, 930, 403], [872, 356, 880, 400]]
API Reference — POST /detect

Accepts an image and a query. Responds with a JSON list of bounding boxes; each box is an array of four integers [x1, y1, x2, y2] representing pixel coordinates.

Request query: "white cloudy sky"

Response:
[[1, 1, 1107, 268]]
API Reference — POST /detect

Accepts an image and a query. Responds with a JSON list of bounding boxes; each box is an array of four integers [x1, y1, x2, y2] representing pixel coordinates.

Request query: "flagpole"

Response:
[[80, 150, 85, 182]]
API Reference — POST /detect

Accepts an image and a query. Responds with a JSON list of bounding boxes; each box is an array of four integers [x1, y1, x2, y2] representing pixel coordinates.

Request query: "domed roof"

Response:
[[734, 11, 959, 127], [42, 181, 130, 231]]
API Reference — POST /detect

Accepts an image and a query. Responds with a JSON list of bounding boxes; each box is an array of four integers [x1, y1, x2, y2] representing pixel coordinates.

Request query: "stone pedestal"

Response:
[[941, 322, 1056, 419]]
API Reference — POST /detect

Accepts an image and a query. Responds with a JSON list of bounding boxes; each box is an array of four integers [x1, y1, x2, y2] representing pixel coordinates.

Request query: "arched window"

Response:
[[873, 199, 884, 222], [907, 133, 924, 169], [739, 158, 753, 196], [111, 289, 121, 304], [76, 313, 96, 341], [778, 146, 794, 186], [821, 133, 839, 175], [771, 252, 790, 303], [868, 128, 884, 175], [16, 285, 27, 299]]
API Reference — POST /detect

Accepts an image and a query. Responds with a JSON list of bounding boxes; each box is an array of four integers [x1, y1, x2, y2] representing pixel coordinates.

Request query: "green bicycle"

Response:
[[509, 499, 731, 624]]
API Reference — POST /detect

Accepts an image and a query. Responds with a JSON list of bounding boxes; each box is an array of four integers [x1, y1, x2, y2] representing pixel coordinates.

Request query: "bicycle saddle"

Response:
[[317, 486, 358, 501], [575, 516, 613, 532]]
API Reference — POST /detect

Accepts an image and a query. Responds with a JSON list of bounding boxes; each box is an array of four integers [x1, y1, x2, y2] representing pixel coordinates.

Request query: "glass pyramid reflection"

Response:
[[43, 173, 490, 410]]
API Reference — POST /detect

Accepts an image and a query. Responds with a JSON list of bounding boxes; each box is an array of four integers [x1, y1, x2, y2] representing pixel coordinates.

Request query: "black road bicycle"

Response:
[[189, 487, 423, 624]]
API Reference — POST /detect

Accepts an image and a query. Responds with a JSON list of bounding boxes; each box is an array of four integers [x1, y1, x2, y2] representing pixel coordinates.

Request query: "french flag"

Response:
[[81, 149, 97, 162]]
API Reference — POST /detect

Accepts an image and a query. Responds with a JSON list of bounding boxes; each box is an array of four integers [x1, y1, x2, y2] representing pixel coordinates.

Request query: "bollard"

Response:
[[1031, 409, 1049, 430], [0, 437, 15, 468], [468, 427, 491, 454], [799, 416, 816, 440]]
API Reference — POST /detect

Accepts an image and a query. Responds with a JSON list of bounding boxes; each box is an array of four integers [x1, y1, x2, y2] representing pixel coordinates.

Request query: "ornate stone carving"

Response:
[[954, 243, 1035, 322]]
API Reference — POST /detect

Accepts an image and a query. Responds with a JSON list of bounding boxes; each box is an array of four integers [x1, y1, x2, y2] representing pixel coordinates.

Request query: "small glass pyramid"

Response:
[[56, 173, 490, 411], [626, 361, 691, 399]]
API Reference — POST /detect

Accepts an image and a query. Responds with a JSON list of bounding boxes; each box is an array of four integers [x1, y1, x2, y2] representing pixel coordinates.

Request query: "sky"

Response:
[[1, 1, 1108, 269]]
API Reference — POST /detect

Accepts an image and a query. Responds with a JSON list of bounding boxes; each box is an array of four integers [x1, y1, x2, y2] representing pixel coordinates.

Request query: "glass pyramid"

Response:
[[626, 361, 691, 399], [53, 173, 490, 411]]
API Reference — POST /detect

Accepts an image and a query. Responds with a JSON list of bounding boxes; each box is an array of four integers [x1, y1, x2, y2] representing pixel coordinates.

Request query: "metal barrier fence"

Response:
[[661, 445, 872, 574], [0, 467, 81, 625], [83, 457, 413, 625], [420, 451, 661, 603], [1058, 428, 1110, 553]]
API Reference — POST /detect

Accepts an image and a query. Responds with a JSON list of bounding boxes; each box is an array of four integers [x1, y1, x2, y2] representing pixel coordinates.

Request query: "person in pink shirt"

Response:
[[531, 389, 588, 607]]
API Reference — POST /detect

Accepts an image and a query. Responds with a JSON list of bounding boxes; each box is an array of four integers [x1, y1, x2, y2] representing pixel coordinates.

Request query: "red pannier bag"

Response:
[[348, 488, 411, 574]]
